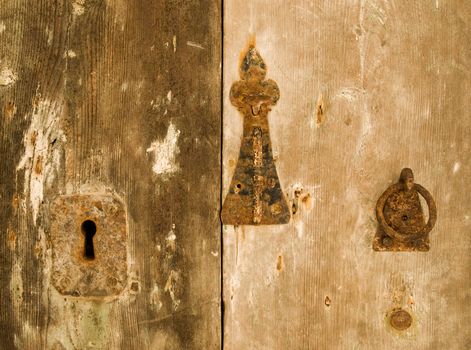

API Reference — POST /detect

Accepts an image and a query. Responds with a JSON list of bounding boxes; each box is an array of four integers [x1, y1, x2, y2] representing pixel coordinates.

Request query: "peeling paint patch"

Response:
[[146, 122, 180, 177], [16, 98, 65, 224], [150, 93, 172, 114], [0, 21, 6, 33], [165, 224, 177, 253], [164, 270, 181, 311], [172, 35, 177, 53], [453, 162, 461, 174], [4, 101, 17, 121], [187, 41, 205, 50], [7, 223, 16, 251], [10, 262, 23, 313], [150, 283, 163, 312], [45, 27, 53, 45], [161, 225, 182, 311], [0, 67, 18, 86], [64, 49, 77, 58], [337, 87, 365, 102], [72, 0, 85, 16]]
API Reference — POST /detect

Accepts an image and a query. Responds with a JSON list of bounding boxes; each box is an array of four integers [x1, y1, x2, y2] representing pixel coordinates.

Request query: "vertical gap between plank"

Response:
[[220, 0, 225, 348]]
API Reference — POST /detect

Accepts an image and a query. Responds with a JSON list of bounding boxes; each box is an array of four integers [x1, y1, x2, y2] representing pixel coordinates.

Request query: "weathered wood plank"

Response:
[[223, 1, 471, 349], [0, 1, 221, 349]]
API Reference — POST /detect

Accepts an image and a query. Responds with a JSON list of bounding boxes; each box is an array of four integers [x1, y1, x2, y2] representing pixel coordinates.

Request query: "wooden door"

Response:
[[0, 1, 221, 349], [1, 1, 470, 349], [222, 1, 470, 349]]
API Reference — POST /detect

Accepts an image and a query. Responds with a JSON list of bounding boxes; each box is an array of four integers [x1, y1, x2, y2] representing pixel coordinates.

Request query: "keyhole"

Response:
[[81, 220, 96, 260]]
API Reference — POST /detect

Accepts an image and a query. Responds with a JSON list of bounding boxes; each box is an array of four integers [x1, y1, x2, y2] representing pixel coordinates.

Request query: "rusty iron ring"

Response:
[[376, 183, 437, 243]]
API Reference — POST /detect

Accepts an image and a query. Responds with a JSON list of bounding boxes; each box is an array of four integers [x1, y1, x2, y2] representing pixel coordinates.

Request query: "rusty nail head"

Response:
[[390, 309, 412, 331]]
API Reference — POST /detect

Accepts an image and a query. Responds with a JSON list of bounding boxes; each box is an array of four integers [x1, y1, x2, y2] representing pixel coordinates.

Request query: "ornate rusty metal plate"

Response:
[[50, 194, 128, 297], [374, 168, 437, 251], [221, 45, 290, 225]]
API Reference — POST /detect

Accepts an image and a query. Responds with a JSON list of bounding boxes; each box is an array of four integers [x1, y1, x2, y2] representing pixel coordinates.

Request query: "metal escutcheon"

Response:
[[373, 168, 437, 251]]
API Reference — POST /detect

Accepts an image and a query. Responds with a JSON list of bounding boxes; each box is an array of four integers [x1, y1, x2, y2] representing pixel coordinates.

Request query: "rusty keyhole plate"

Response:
[[374, 168, 437, 252], [50, 194, 128, 297]]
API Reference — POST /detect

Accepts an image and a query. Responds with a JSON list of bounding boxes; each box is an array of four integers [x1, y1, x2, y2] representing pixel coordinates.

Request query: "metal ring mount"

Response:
[[376, 169, 437, 243]]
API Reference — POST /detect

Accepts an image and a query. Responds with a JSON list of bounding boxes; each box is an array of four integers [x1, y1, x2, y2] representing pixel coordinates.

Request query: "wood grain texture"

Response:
[[223, 1, 471, 349], [0, 0, 221, 349]]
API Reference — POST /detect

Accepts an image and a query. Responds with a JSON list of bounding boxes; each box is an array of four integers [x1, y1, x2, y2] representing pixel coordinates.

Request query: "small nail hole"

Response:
[[292, 203, 297, 215]]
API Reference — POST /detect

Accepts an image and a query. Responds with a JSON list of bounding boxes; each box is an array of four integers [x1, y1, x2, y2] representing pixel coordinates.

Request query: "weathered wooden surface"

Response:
[[0, 1, 221, 349], [223, 1, 471, 349]]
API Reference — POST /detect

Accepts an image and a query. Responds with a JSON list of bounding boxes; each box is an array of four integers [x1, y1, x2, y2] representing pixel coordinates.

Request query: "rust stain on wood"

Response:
[[3, 101, 16, 120], [276, 255, 283, 271], [221, 45, 290, 225], [34, 156, 42, 174], [315, 93, 325, 125], [7, 224, 16, 251]]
